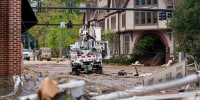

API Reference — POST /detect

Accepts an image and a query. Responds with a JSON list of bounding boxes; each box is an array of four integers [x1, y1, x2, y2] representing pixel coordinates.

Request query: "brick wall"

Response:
[[8, 0, 22, 77], [0, 0, 21, 80], [0, 0, 9, 77]]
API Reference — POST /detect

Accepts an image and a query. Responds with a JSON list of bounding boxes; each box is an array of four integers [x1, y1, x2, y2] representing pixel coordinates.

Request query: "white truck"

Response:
[[70, 27, 110, 75], [23, 49, 32, 61]]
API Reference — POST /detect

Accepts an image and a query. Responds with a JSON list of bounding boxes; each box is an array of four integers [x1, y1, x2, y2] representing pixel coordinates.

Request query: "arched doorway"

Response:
[[134, 31, 169, 66]]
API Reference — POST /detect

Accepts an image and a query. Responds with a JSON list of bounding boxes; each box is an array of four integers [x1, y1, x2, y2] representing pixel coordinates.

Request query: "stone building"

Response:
[[83, 0, 176, 65]]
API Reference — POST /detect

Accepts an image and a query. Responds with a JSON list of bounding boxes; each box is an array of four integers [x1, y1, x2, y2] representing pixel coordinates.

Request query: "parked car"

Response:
[[23, 49, 31, 60]]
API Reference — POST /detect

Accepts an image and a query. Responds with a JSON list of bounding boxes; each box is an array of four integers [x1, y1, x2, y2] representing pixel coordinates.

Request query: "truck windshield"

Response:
[[42, 50, 47, 53], [47, 50, 51, 53], [43, 50, 50, 53]]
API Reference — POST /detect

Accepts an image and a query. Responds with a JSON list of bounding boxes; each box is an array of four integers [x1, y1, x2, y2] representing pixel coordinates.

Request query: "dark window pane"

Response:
[[153, 0, 157, 4], [153, 12, 157, 23], [141, 0, 145, 5], [147, 0, 151, 5], [147, 12, 151, 24], [111, 16, 116, 29], [125, 36, 129, 54], [135, 0, 139, 5], [122, 14, 126, 27], [135, 12, 139, 24], [141, 12, 145, 24]]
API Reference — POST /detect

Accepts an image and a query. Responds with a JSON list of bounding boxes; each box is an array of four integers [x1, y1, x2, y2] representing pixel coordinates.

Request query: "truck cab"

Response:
[[37, 47, 51, 61], [23, 49, 31, 60]]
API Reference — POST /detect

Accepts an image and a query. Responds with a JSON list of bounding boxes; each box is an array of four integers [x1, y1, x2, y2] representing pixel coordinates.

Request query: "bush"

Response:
[[121, 56, 132, 65], [113, 56, 121, 63], [65, 55, 70, 59], [130, 51, 140, 64], [103, 55, 132, 65], [52, 55, 59, 58]]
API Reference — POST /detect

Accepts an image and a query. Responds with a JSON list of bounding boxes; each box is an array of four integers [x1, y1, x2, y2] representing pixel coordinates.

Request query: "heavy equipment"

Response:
[[70, 27, 110, 75]]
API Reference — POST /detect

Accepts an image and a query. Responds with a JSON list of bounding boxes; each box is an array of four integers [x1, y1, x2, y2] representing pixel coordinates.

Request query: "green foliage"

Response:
[[134, 34, 157, 55], [102, 30, 118, 54], [28, 0, 84, 50], [102, 30, 117, 41], [129, 34, 157, 62], [52, 55, 59, 58], [103, 55, 132, 65], [169, 0, 200, 57]]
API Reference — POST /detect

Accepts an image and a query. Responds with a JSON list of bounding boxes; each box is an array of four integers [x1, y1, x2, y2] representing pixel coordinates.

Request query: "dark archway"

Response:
[[135, 31, 169, 65]]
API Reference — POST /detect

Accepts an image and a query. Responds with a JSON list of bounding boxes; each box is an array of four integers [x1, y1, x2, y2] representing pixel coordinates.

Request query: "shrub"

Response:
[[103, 55, 132, 65], [52, 55, 59, 58]]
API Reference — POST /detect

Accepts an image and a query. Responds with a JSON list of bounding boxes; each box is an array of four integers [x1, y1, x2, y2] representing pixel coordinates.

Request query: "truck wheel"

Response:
[[96, 67, 102, 74], [40, 57, 42, 61], [72, 68, 80, 75], [47, 59, 51, 61], [27, 57, 30, 61], [84, 66, 89, 74]]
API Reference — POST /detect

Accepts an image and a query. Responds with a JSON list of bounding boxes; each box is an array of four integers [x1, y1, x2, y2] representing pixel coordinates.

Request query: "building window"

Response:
[[107, 19, 109, 29], [153, 0, 157, 4], [135, 0, 158, 6], [135, 0, 139, 5], [122, 14, 126, 27], [135, 12, 158, 25], [141, 0, 145, 5], [147, 12, 151, 24], [125, 36, 129, 54], [147, 0, 151, 5], [153, 12, 157, 23], [135, 12, 139, 24], [111, 16, 116, 29], [141, 12, 145, 24]]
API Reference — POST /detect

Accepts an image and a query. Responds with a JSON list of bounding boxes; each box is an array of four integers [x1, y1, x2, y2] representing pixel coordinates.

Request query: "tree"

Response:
[[102, 30, 117, 55], [169, 0, 200, 57], [28, 0, 83, 51], [130, 34, 157, 62]]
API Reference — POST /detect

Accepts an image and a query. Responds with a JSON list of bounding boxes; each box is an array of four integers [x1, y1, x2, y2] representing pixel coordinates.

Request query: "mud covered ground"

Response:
[[19, 59, 197, 98]]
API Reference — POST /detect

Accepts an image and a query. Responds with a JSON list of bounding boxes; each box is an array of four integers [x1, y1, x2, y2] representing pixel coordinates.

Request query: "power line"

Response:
[[23, 21, 94, 26], [32, 7, 173, 12]]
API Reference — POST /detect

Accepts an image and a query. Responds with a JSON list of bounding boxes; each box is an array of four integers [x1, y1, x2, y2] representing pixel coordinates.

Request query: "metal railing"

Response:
[[92, 72, 200, 100]]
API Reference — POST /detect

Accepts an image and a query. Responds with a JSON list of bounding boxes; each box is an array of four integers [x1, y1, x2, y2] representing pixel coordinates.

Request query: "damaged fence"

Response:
[[92, 71, 200, 100]]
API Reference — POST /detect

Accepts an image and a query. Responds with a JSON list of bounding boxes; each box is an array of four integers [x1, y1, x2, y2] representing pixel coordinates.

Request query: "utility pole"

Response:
[[34, 38, 36, 52], [59, 30, 62, 58], [60, 22, 65, 58], [28, 35, 30, 50]]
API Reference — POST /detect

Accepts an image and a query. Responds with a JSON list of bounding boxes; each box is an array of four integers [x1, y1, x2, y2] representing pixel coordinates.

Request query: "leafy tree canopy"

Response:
[[169, 0, 200, 57], [28, 0, 84, 50]]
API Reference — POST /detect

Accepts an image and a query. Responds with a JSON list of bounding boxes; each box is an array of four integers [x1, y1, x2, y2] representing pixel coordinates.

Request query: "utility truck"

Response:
[[70, 27, 110, 75]]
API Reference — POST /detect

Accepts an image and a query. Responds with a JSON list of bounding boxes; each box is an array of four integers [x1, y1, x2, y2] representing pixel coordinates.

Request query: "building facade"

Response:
[[84, 0, 175, 65]]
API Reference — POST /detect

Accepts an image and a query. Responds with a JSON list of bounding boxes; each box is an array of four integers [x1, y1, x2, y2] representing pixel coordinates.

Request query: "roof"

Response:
[[22, 0, 38, 33]]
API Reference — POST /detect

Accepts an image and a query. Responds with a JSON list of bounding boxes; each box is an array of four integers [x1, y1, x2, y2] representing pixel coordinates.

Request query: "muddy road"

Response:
[[20, 59, 165, 97]]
